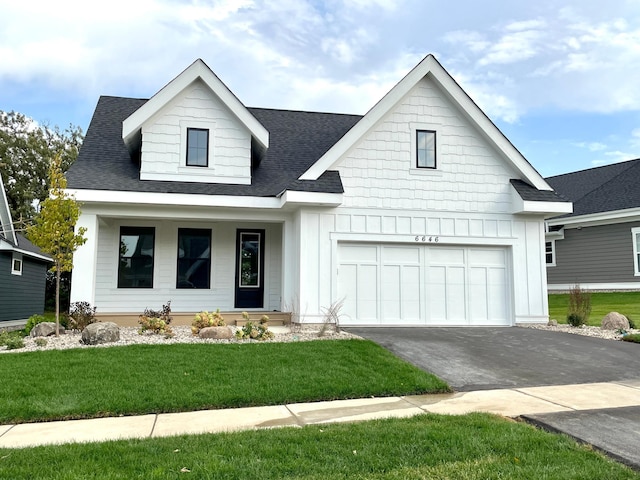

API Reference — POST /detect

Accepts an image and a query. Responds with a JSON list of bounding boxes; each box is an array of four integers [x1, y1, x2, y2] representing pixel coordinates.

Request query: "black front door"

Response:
[[234, 229, 265, 308]]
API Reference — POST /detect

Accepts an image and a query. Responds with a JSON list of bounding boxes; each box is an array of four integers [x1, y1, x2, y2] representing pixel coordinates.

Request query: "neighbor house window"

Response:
[[633, 228, 640, 276], [186, 128, 209, 167], [11, 254, 22, 275], [545, 241, 555, 266], [118, 227, 155, 288], [177, 228, 211, 289], [416, 130, 436, 169]]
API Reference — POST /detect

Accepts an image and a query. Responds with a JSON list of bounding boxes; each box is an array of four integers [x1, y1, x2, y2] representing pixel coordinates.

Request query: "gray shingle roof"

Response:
[[510, 179, 568, 202], [546, 158, 640, 217], [66, 96, 361, 196]]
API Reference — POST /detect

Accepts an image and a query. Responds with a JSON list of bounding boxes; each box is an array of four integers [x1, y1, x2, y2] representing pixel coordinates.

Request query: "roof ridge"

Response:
[[546, 157, 640, 181]]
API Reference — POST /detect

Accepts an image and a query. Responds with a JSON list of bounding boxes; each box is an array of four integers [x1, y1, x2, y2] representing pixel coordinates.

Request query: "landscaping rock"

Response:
[[30, 322, 62, 337], [81, 322, 120, 345], [601, 312, 630, 330], [548, 319, 558, 326], [198, 326, 233, 339]]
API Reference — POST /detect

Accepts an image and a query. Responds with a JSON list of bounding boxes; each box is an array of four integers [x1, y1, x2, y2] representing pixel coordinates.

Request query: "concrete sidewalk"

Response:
[[1, 379, 639, 451]]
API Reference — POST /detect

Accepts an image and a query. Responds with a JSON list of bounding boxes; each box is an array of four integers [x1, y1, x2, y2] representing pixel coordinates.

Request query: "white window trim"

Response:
[[632, 227, 640, 276], [409, 121, 443, 177], [179, 120, 216, 170], [11, 253, 23, 275], [545, 240, 556, 267]]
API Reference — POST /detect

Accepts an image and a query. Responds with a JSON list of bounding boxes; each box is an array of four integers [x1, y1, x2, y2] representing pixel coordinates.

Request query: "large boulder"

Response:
[[199, 326, 233, 339], [30, 322, 61, 337], [81, 322, 120, 345], [601, 312, 630, 330]]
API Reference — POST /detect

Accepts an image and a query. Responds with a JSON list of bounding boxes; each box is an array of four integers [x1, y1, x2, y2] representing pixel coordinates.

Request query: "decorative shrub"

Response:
[[0, 331, 25, 350], [191, 309, 225, 335], [625, 316, 637, 329], [235, 313, 274, 341], [68, 301, 98, 330], [567, 285, 590, 326], [34, 338, 48, 347], [567, 313, 584, 327], [138, 301, 174, 337], [621, 333, 640, 343], [25, 314, 47, 335]]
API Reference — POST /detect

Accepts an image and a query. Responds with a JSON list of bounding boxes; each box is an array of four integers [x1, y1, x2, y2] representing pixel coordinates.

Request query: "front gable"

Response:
[[123, 59, 269, 186]]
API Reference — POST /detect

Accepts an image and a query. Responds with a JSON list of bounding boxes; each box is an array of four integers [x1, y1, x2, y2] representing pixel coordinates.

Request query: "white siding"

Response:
[[139, 79, 252, 184], [336, 76, 518, 213], [91, 220, 282, 313]]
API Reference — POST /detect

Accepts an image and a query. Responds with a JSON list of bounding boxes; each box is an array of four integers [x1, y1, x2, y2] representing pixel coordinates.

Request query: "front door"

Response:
[[234, 229, 265, 308]]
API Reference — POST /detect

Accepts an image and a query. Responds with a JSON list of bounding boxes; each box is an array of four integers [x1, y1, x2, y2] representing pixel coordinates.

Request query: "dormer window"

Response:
[[416, 130, 436, 169], [186, 128, 209, 167]]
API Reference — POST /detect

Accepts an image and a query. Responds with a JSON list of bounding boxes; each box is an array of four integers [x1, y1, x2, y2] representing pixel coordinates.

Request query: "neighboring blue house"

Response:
[[0, 173, 52, 326]]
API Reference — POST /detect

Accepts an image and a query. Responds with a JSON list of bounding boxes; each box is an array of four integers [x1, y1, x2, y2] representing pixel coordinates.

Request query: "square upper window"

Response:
[[186, 128, 209, 167], [416, 130, 436, 169]]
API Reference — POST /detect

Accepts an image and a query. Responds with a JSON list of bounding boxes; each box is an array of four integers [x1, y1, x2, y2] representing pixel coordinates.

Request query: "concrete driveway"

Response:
[[346, 327, 640, 391], [347, 326, 640, 470]]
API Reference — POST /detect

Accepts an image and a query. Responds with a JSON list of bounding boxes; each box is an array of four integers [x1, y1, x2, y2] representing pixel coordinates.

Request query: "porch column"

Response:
[[280, 215, 300, 318], [70, 213, 99, 305]]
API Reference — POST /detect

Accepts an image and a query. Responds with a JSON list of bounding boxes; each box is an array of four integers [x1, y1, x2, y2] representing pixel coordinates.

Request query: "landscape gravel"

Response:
[[0, 325, 362, 354], [521, 323, 639, 340]]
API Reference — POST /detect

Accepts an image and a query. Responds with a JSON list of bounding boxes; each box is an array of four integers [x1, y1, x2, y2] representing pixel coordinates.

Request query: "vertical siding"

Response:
[[547, 221, 640, 285], [0, 253, 47, 322]]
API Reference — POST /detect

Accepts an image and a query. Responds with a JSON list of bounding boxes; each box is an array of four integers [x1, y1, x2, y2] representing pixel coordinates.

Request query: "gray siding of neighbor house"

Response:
[[0, 252, 48, 322], [547, 221, 640, 286]]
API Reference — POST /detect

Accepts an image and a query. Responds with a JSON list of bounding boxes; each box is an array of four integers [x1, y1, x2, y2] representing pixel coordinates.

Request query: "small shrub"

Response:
[[25, 314, 47, 335], [235, 312, 274, 341], [567, 312, 584, 327], [138, 301, 174, 337], [68, 301, 98, 330], [625, 316, 637, 329], [567, 285, 591, 326], [0, 331, 25, 350], [621, 333, 640, 343], [34, 338, 48, 347], [191, 309, 225, 335]]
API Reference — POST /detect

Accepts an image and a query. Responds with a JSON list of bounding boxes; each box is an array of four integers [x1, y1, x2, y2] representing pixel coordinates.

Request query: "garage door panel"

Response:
[[339, 243, 510, 326]]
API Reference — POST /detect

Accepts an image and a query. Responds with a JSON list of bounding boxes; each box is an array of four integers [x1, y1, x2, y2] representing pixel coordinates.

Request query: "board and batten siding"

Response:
[[92, 220, 282, 313], [336, 76, 519, 213], [294, 207, 548, 324], [0, 252, 48, 322], [547, 221, 640, 286], [139, 78, 252, 184]]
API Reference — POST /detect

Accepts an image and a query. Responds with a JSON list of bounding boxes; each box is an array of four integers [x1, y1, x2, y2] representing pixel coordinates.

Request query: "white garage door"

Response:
[[338, 243, 510, 326]]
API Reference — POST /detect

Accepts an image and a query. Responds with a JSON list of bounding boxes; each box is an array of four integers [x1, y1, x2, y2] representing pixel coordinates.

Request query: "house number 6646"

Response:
[[415, 236, 439, 243]]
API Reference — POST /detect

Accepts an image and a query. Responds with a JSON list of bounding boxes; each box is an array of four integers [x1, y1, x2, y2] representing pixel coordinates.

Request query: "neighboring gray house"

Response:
[[545, 158, 640, 291], [0, 173, 52, 325]]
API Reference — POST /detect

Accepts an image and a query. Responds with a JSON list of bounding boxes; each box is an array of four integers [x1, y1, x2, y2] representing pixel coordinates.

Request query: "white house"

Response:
[[66, 55, 571, 326]]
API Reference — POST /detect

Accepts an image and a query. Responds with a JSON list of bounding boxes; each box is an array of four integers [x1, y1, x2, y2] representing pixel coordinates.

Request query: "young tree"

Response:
[[0, 110, 83, 224], [28, 155, 87, 336]]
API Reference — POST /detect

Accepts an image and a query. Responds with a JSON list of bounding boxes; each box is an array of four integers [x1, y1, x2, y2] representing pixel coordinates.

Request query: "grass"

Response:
[[622, 334, 640, 343], [1, 413, 637, 479], [0, 340, 449, 424], [548, 291, 640, 326]]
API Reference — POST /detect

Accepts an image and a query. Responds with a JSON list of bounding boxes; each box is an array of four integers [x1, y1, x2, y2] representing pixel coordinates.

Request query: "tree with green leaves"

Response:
[[0, 110, 83, 226], [28, 156, 87, 336]]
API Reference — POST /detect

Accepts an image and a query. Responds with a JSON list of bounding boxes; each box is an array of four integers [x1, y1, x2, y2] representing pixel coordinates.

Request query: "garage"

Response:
[[337, 243, 511, 326]]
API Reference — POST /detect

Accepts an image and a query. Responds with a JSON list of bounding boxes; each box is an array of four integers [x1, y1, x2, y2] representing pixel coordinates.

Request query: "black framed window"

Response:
[[118, 227, 155, 288], [416, 130, 436, 169], [186, 128, 209, 167], [177, 228, 211, 289]]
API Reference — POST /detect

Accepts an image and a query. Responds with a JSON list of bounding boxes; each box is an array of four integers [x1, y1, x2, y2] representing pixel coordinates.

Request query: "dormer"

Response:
[[122, 59, 269, 185]]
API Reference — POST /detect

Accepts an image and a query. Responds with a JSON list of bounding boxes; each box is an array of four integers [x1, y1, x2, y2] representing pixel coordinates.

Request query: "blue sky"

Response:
[[2, 0, 640, 177]]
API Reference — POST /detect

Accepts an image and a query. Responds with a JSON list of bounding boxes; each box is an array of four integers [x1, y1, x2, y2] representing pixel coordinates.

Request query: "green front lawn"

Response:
[[1, 413, 637, 479], [548, 291, 640, 326], [0, 340, 449, 424]]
